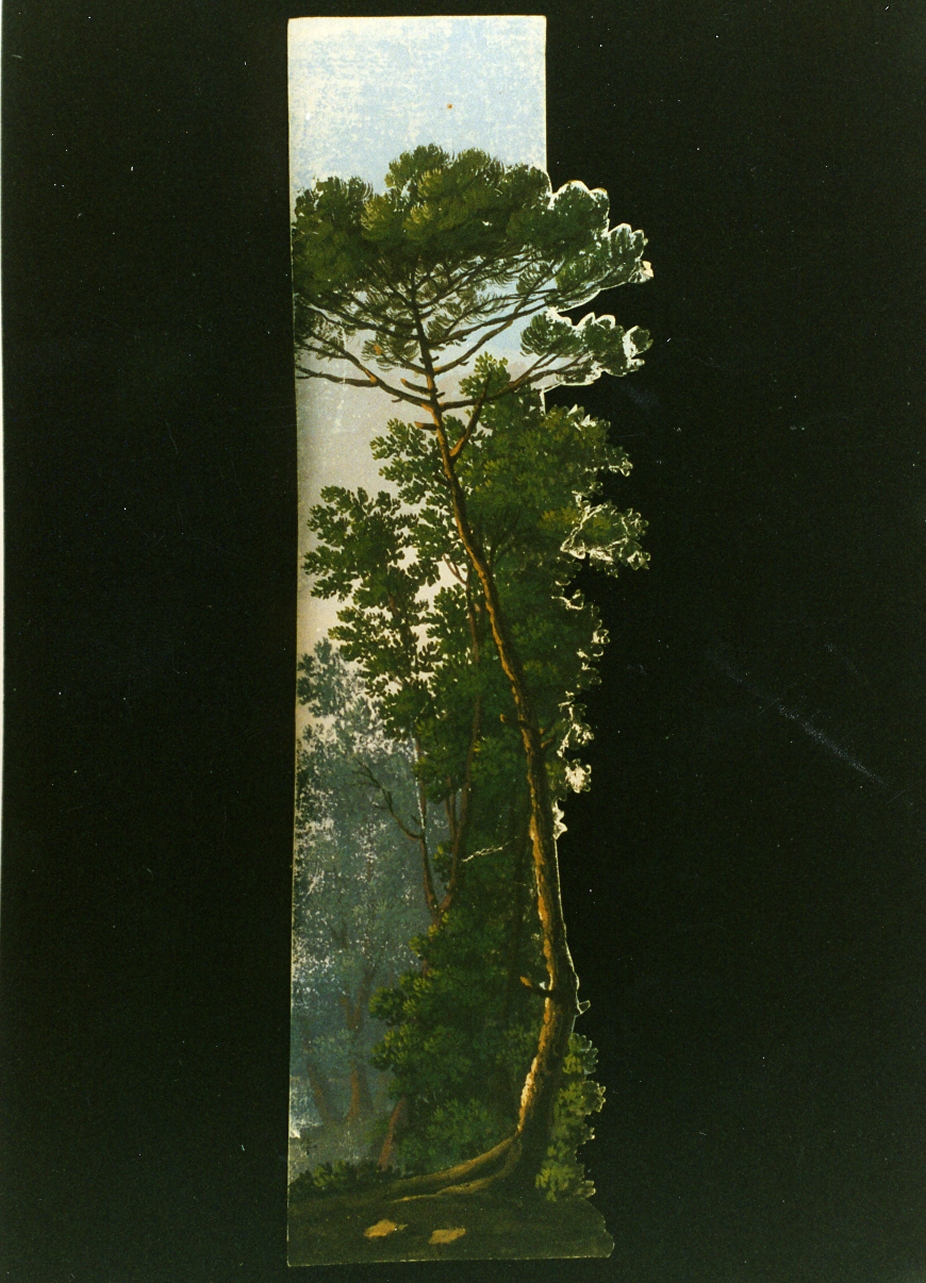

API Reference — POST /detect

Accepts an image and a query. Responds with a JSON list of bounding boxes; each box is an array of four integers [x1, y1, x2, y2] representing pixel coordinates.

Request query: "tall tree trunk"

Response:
[[425, 402, 581, 1186], [339, 960, 378, 1123], [306, 1063, 340, 1128], [501, 798, 533, 1026], [377, 1096, 408, 1170]]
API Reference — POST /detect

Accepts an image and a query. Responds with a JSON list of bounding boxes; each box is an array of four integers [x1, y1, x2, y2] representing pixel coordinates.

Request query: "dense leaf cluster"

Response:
[[369, 799, 541, 1172], [288, 1158, 390, 1202], [535, 1035, 606, 1201], [292, 145, 651, 405], [308, 354, 647, 808]]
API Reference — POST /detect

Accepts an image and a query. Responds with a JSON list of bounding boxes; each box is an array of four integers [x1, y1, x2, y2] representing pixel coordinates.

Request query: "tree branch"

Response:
[[431, 296, 550, 376], [450, 378, 491, 460], [298, 343, 431, 410], [352, 758, 422, 841]]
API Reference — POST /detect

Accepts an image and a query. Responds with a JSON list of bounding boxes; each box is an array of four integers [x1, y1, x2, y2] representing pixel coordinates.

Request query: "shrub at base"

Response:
[[536, 1034, 606, 1201]]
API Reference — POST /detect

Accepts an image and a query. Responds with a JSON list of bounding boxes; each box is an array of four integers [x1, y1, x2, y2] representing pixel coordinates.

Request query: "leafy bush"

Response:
[[288, 1158, 390, 1201], [396, 1097, 504, 1175], [536, 1034, 606, 1201], [369, 826, 545, 1175]]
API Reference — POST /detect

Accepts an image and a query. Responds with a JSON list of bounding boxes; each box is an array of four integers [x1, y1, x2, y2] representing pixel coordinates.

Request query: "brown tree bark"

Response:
[[409, 305, 582, 1188], [346, 1060, 374, 1122], [377, 1096, 408, 1170], [339, 961, 379, 1122]]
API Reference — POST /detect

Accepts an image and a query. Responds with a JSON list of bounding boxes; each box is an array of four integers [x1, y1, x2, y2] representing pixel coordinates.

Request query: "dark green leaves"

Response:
[[304, 486, 438, 728], [291, 146, 651, 404], [291, 176, 374, 312], [519, 312, 652, 388]]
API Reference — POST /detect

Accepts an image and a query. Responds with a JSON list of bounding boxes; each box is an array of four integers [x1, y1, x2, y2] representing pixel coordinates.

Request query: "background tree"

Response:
[[291, 642, 429, 1146], [293, 145, 652, 1188], [305, 487, 486, 922]]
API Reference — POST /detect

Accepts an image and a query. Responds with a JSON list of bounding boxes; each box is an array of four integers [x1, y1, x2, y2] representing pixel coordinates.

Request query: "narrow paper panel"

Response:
[[286, 14, 647, 1263]]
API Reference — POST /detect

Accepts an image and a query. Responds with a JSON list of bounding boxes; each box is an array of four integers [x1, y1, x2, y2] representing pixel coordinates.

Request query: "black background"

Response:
[[3, 2, 925, 1280]]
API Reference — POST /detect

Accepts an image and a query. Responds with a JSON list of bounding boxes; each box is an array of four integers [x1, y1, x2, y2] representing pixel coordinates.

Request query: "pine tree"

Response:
[[293, 146, 652, 1190]]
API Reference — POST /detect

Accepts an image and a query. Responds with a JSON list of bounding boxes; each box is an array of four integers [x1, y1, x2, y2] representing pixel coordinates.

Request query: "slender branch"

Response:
[[400, 376, 439, 397], [436, 354, 595, 413], [437, 692, 481, 917], [352, 758, 421, 840], [442, 554, 466, 584], [444, 791, 458, 846], [431, 296, 550, 375], [435, 578, 483, 916], [301, 297, 416, 344], [415, 242, 552, 319], [296, 366, 400, 393], [413, 747, 441, 923], [353, 753, 440, 922], [298, 342, 431, 410], [450, 378, 491, 460]]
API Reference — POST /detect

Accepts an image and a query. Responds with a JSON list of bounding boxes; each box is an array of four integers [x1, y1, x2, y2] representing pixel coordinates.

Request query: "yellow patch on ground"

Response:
[[363, 1219, 406, 1239], [429, 1227, 466, 1245]]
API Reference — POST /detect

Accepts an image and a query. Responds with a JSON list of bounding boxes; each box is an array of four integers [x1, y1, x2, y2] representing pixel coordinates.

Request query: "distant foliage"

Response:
[[291, 643, 429, 1127]]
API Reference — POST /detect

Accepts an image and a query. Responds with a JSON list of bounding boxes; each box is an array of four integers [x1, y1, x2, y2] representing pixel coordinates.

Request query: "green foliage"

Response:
[[364, 353, 648, 804], [289, 1158, 390, 1202], [536, 1035, 606, 1201], [369, 815, 544, 1173], [292, 144, 651, 402], [519, 309, 651, 387], [398, 1099, 504, 1176], [292, 643, 429, 1124], [298, 146, 652, 819], [303, 488, 436, 739]]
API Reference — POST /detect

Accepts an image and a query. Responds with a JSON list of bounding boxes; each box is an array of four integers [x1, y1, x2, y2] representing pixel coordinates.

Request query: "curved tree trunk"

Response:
[[417, 357, 580, 1187], [377, 1095, 408, 1170]]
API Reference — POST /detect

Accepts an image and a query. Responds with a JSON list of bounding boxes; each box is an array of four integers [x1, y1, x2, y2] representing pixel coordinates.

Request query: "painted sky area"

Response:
[[288, 16, 547, 662], [288, 16, 546, 201]]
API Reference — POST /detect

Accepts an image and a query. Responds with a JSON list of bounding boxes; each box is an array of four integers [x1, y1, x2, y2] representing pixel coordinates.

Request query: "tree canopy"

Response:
[[292, 144, 652, 412]]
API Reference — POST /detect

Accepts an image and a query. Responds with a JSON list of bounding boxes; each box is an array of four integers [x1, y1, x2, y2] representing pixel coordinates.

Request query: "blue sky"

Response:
[[288, 16, 546, 200]]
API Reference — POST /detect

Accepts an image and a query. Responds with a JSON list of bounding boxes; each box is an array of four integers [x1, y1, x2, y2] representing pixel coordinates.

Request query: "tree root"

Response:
[[289, 1131, 537, 1221], [384, 1133, 519, 1202], [389, 1135, 530, 1203]]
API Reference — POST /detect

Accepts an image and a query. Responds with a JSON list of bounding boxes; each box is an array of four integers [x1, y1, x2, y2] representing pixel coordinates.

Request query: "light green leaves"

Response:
[[560, 500, 650, 576], [520, 312, 652, 387]]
